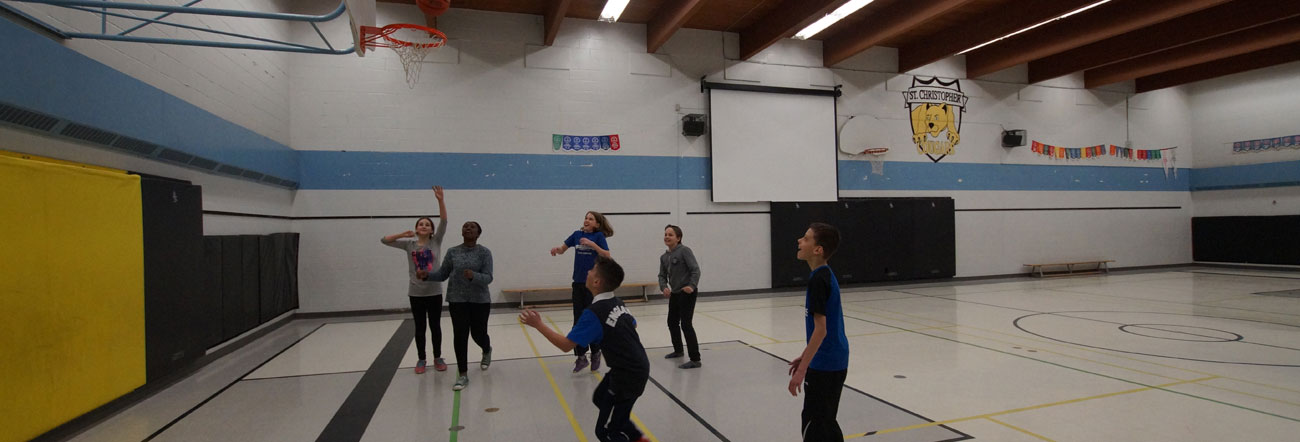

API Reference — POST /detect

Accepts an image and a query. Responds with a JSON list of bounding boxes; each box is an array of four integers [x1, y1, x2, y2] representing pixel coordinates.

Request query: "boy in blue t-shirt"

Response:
[[521, 256, 650, 442], [788, 222, 849, 441]]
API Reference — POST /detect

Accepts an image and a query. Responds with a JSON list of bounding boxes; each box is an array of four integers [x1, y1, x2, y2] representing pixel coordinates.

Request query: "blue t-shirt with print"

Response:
[[564, 230, 609, 283]]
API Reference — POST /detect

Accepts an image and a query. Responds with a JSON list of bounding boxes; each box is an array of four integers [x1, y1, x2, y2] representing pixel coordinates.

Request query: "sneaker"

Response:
[[415, 359, 427, 374], [679, 360, 702, 369], [433, 358, 448, 372], [590, 350, 602, 372], [664, 352, 683, 359], [453, 375, 469, 391], [480, 348, 492, 371], [573, 355, 589, 373]]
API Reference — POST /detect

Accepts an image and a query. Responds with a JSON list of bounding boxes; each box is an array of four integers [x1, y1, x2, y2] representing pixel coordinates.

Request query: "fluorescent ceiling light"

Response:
[[600, 0, 630, 23], [794, 0, 875, 40], [957, 0, 1112, 54]]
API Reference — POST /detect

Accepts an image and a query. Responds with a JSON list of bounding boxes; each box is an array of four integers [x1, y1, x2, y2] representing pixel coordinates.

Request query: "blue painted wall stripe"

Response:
[[1190, 160, 1300, 191], [299, 151, 1195, 191], [0, 17, 298, 179]]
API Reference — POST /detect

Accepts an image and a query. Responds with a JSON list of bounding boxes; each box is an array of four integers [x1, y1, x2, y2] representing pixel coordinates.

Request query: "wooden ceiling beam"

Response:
[[543, 0, 572, 46], [965, 0, 1233, 79], [737, 0, 843, 61], [647, 0, 707, 53], [1085, 15, 1300, 88], [1135, 43, 1300, 93], [897, 0, 1096, 73], [1030, 0, 1300, 84], [822, 0, 974, 68]]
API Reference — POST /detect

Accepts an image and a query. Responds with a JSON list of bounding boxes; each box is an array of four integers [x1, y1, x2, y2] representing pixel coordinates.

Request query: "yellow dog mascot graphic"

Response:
[[903, 77, 968, 162]]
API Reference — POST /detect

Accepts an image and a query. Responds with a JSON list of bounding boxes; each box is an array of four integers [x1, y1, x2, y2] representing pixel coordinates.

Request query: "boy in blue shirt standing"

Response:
[[521, 256, 650, 442], [788, 222, 849, 441]]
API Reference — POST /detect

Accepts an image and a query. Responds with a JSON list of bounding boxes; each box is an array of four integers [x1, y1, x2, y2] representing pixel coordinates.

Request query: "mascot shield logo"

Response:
[[903, 77, 969, 163]]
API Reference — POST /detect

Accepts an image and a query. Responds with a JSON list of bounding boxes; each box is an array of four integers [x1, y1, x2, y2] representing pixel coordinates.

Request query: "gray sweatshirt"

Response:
[[428, 244, 494, 304], [381, 217, 447, 297], [658, 244, 701, 293]]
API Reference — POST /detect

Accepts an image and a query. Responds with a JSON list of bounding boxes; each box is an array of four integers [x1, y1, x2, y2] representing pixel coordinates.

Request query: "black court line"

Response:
[[739, 340, 974, 442], [1186, 270, 1300, 280], [316, 319, 415, 442], [143, 323, 328, 441]]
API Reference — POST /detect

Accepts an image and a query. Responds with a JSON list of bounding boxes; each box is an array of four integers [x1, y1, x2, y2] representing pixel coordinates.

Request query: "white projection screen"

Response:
[[708, 86, 839, 202]]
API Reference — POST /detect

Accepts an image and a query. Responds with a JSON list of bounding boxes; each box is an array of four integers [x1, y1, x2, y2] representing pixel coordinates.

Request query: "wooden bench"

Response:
[[503, 282, 658, 308], [1024, 260, 1114, 278]]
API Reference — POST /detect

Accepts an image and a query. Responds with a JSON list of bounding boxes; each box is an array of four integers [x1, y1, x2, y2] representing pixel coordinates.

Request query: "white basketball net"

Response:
[[391, 44, 434, 88], [868, 152, 886, 175]]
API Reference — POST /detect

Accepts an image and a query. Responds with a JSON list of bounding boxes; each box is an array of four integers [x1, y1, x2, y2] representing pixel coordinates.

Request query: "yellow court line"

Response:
[[542, 316, 661, 442], [985, 417, 1055, 441], [858, 303, 1300, 397], [845, 376, 1217, 439], [518, 322, 588, 442], [697, 311, 780, 343]]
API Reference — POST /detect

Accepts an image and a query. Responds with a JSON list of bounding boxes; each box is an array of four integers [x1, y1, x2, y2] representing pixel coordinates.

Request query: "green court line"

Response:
[[449, 390, 462, 442]]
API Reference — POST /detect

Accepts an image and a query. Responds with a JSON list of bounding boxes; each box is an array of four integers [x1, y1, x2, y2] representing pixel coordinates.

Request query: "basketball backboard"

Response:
[[343, 0, 376, 56]]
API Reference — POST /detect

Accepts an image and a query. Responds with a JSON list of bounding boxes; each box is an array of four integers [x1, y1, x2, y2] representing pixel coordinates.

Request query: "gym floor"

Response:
[[62, 268, 1300, 441]]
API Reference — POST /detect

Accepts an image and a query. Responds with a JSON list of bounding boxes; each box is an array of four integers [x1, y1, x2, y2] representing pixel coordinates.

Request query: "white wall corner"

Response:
[[630, 53, 673, 77]]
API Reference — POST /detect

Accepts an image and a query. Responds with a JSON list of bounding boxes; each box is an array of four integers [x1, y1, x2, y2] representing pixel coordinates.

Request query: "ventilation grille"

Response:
[[0, 103, 59, 131], [112, 136, 160, 156], [61, 123, 118, 146], [0, 101, 297, 190]]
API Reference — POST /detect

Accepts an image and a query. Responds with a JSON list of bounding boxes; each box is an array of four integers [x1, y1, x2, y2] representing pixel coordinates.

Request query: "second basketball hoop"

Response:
[[862, 147, 888, 175], [361, 23, 447, 88]]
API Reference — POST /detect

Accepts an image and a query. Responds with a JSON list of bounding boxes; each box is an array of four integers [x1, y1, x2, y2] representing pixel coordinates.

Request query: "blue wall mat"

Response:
[[0, 17, 297, 179], [1191, 160, 1300, 191]]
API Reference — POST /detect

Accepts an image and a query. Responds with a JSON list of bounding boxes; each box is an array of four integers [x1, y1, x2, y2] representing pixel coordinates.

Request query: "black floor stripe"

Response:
[[316, 319, 414, 442], [143, 323, 328, 441]]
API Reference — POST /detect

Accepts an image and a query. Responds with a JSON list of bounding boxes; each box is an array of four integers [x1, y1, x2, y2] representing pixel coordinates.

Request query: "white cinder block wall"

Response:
[[289, 6, 1195, 312], [1188, 62, 1300, 217]]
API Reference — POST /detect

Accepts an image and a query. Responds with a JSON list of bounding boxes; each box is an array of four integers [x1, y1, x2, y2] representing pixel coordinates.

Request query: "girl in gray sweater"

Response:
[[659, 224, 702, 369], [427, 221, 493, 391]]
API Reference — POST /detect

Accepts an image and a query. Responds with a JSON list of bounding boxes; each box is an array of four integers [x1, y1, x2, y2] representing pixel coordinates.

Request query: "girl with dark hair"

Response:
[[659, 224, 702, 369], [427, 221, 494, 390], [381, 186, 448, 374], [550, 211, 613, 373]]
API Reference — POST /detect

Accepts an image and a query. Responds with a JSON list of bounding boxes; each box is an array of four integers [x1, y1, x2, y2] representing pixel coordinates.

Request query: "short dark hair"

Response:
[[808, 222, 840, 258], [592, 256, 625, 292], [664, 224, 683, 241], [466, 221, 482, 235]]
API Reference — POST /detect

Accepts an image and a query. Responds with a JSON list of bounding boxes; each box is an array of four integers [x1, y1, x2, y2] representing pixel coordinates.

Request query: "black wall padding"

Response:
[[210, 233, 300, 342], [1193, 215, 1300, 265], [201, 237, 225, 348], [771, 198, 956, 288], [140, 176, 207, 382]]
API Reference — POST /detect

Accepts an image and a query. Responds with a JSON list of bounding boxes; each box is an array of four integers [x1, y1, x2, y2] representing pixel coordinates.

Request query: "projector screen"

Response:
[[708, 86, 839, 202]]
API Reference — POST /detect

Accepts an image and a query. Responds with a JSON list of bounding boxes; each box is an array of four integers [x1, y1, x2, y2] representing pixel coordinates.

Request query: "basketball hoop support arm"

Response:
[[4, 0, 356, 54]]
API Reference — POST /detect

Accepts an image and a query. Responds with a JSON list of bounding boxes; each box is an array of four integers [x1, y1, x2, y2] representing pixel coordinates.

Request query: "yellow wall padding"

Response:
[[0, 154, 145, 442], [0, 149, 125, 174]]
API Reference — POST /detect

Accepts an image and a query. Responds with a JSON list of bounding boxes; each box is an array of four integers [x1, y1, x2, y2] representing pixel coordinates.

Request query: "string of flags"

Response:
[[1030, 141, 1178, 178]]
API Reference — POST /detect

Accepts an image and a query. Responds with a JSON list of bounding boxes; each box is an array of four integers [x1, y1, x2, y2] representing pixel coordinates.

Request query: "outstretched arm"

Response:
[[432, 186, 448, 242], [519, 310, 577, 352]]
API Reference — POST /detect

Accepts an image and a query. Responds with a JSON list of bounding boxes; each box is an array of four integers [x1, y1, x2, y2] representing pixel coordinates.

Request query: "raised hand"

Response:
[[432, 185, 444, 200], [401, 230, 416, 238]]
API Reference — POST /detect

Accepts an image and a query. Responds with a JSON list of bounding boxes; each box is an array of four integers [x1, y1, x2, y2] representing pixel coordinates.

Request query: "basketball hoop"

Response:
[[862, 148, 888, 175], [361, 23, 446, 88]]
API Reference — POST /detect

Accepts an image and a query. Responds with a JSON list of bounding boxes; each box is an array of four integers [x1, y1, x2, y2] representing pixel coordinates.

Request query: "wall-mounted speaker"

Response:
[[682, 114, 707, 137], [1001, 129, 1026, 147]]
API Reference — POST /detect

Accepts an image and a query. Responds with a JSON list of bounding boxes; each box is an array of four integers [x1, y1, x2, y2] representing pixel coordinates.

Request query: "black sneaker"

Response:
[[679, 361, 702, 369], [664, 352, 683, 359]]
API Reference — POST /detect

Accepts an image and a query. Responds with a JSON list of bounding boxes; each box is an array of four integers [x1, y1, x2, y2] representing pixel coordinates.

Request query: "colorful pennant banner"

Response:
[[1030, 141, 1174, 161], [1232, 134, 1300, 153], [552, 134, 621, 151]]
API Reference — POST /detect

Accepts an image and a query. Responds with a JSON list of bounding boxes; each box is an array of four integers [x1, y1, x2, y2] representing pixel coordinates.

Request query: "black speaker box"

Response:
[[682, 114, 706, 137], [1001, 130, 1026, 147]]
